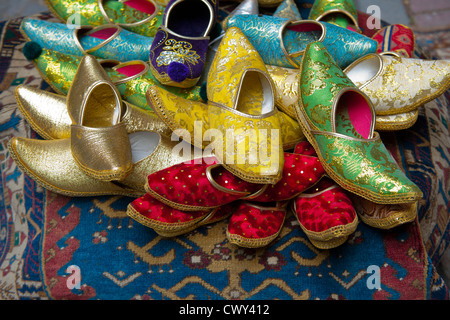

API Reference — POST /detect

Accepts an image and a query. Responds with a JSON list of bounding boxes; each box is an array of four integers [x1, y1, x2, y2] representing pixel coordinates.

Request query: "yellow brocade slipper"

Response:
[[67, 55, 133, 181], [14, 85, 172, 140], [207, 27, 284, 184], [8, 131, 199, 197], [146, 85, 304, 150], [343, 53, 450, 116], [148, 27, 286, 185]]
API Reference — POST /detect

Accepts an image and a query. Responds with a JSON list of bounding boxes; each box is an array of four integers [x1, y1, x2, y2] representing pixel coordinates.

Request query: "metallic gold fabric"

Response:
[[8, 133, 196, 197], [15, 85, 172, 139], [67, 55, 133, 181], [15, 85, 72, 140]]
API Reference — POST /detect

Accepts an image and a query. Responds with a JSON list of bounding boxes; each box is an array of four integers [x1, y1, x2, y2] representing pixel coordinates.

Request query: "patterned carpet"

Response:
[[0, 4, 449, 300]]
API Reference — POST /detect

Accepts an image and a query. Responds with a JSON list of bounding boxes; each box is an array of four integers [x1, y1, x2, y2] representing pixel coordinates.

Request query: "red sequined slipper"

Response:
[[227, 201, 287, 248], [292, 177, 358, 249], [127, 193, 235, 236], [250, 151, 325, 202], [145, 157, 266, 211]]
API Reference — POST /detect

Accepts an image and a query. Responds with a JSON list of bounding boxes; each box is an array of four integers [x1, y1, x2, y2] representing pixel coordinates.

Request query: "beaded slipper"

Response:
[[43, 0, 162, 37], [149, 0, 218, 87], [145, 159, 266, 211], [20, 18, 154, 62], [295, 41, 422, 204], [227, 201, 287, 248], [249, 151, 325, 202], [344, 53, 450, 115], [127, 193, 234, 236], [292, 177, 358, 249], [226, 14, 376, 69]]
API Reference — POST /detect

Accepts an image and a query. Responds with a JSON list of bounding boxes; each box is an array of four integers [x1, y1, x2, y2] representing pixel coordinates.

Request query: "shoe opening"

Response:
[[83, 83, 122, 127], [166, 0, 214, 37], [345, 55, 380, 85], [335, 89, 373, 139], [236, 70, 274, 115], [122, 0, 157, 15]]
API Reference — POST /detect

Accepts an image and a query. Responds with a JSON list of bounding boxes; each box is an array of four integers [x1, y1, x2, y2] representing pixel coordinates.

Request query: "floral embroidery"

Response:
[[156, 39, 200, 67]]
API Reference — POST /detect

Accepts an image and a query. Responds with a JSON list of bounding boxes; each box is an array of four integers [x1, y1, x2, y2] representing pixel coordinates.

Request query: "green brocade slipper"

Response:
[[294, 41, 423, 204]]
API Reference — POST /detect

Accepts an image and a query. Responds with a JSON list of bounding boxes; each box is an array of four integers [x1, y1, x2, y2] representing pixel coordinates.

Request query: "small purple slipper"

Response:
[[149, 0, 218, 88]]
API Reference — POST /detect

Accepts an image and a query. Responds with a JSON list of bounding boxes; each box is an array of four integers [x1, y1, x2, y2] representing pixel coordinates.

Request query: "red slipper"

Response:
[[292, 177, 358, 249], [227, 201, 287, 248], [250, 151, 325, 202], [127, 193, 234, 236], [145, 157, 266, 211], [371, 24, 415, 58]]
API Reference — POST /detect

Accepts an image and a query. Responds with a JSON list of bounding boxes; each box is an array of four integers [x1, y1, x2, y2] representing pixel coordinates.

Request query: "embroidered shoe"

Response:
[[24, 44, 203, 112], [344, 53, 450, 116], [148, 27, 286, 184], [20, 18, 154, 62], [226, 14, 377, 69], [292, 177, 358, 249], [266, 64, 417, 131], [226, 201, 287, 248], [149, 0, 218, 88], [295, 41, 423, 204], [146, 84, 304, 151], [206, 27, 285, 184], [273, 0, 302, 20], [43, 0, 162, 37]]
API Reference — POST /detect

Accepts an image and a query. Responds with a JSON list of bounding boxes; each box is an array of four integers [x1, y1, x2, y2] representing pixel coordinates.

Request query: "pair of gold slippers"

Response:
[[8, 55, 199, 197]]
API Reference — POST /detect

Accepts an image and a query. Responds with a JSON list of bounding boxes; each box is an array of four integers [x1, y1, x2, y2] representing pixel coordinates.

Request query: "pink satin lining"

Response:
[[88, 28, 117, 40], [341, 91, 372, 139], [116, 64, 147, 77], [122, 0, 156, 14]]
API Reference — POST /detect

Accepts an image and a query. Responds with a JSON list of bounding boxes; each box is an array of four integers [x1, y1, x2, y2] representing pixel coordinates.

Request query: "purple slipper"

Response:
[[149, 0, 218, 88]]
